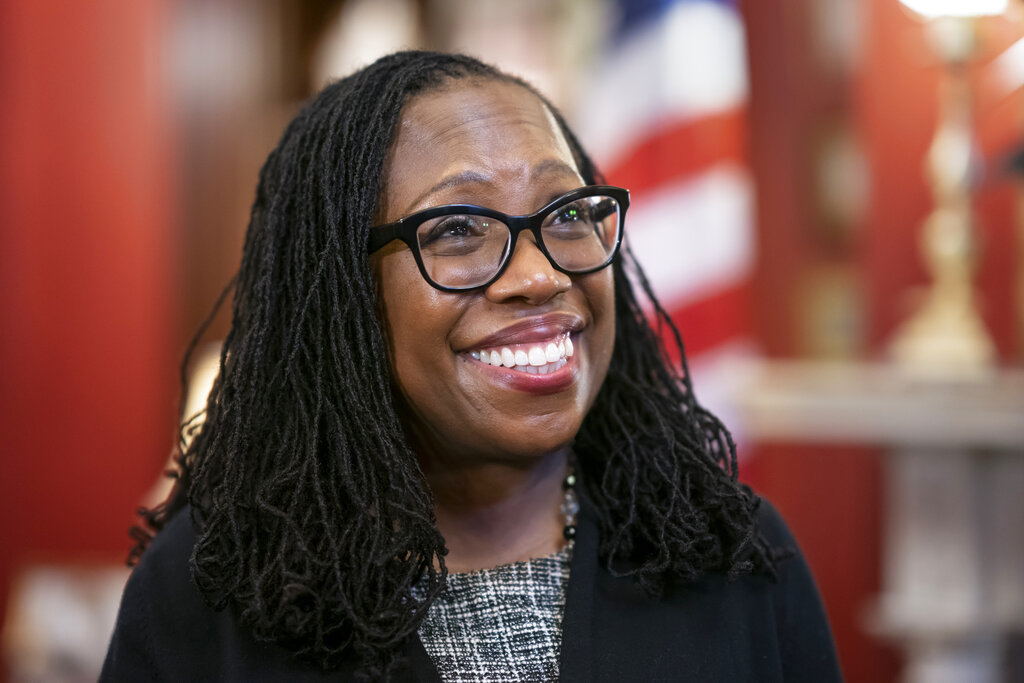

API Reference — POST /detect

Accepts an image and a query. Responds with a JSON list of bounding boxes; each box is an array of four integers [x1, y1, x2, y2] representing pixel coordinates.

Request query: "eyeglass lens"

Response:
[[414, 194, 622, 289]]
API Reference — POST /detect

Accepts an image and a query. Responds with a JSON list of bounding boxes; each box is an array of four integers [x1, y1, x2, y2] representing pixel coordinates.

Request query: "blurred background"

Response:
[[1, 0, 1023, 681]]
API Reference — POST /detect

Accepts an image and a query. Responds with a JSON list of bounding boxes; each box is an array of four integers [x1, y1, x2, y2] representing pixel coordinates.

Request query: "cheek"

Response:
[[375, 252, 463, 408], [583, 269, 617, 371]]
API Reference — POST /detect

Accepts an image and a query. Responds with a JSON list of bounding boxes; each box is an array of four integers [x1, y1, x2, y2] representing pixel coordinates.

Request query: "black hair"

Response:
[[132, 51, 774, 678]]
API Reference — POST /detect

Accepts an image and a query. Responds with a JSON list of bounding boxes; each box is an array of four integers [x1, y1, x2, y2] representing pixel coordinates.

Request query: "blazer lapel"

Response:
[[397, 634, 443, 683], [558, 494, 597, 682]]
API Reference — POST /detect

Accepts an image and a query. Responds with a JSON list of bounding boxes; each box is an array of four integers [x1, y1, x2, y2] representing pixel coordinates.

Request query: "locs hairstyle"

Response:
[[132, 51, 775, 676]]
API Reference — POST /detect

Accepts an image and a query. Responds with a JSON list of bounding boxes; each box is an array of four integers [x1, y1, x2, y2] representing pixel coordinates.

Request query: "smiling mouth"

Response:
[[468, 332, 575, 375]]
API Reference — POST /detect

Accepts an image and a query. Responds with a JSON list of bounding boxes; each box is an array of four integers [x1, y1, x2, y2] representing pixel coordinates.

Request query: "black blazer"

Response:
[[102, 497, 841, 681]]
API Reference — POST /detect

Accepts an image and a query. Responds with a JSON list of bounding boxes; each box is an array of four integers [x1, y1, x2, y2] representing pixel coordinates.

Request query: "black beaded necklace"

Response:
[[561, 464, 579, 542]]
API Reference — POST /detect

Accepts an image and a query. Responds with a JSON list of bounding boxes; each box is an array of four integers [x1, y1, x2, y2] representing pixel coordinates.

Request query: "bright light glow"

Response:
[[900, 0, 1009, 17]]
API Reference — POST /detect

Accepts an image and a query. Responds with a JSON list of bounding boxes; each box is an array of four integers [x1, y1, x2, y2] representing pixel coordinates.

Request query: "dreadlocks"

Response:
[[131, 51, 774, 678]]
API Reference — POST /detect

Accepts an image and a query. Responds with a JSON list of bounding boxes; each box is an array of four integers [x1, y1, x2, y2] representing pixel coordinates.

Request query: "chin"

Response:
[[495, 418, 582, 460]]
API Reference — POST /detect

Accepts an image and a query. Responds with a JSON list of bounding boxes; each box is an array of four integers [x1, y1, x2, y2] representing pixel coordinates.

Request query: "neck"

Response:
[[420, 448, 570, 573]]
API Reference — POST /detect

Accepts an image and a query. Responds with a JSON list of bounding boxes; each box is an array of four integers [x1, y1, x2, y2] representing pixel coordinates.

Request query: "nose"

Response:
[[484, 234, 570, 305]]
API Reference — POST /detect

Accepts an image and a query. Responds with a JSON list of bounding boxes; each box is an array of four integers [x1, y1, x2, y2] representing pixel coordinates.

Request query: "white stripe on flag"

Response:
[[577, 0, 749, 168], [625, 163, 755, 312]]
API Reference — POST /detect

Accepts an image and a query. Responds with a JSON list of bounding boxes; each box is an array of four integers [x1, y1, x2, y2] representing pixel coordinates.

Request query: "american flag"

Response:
[[575, 0, 756, 431]]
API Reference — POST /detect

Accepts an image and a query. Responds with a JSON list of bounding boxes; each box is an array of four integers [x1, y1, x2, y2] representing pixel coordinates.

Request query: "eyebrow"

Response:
[[404, 159, 581, 214], [406, 171, 489, 212]]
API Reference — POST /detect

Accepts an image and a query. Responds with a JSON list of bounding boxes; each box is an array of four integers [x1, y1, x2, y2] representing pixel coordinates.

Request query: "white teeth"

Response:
[[536, 357, 566, 375], [470, 334, 575, 372]]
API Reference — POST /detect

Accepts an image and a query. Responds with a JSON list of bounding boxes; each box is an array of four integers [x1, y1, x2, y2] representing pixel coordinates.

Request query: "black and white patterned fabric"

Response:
[[416, 544, 573, 682]]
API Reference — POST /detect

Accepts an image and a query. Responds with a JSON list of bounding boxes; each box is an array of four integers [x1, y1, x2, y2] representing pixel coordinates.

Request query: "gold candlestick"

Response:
[[889, 14, 998, 378]]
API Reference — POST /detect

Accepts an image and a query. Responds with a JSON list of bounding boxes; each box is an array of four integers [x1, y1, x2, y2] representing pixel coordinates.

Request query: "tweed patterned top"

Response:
[[416, 544, 573, 682]]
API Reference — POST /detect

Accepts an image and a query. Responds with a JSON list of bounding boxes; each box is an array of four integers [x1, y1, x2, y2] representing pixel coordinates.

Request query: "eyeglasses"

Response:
[[367, 185, 629, 292]]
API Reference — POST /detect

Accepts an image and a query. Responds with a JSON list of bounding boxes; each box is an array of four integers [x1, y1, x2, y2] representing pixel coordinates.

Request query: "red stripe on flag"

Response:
[[602, 108, 749, 195], [659, 281, 751, 360]]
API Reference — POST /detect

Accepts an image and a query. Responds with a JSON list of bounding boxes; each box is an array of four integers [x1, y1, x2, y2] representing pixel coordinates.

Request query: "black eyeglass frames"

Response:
[[367, 185, 629, 292]]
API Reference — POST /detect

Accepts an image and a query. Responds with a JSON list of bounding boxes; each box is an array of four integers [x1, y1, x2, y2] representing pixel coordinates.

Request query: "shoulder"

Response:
[[579, 495, 842, 682], [121, 506, 209, 629], [753, 497, 797, 548], [100, 508, 215, 681], [751, 497, 823, 608], [748, 497, 843, 681], [102, 508, 364, 682], [135, 507, 201, 594]]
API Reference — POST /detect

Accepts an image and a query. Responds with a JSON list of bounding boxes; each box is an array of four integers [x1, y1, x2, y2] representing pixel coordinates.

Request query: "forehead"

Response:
[[381, 79, 581, 219]]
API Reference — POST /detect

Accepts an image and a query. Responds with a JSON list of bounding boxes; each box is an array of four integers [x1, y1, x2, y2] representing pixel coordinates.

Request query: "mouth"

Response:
[[467, 332, 575, 375]]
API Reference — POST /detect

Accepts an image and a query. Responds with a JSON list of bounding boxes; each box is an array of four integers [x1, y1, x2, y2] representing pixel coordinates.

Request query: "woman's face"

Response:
[[373, 79, 615, 463]]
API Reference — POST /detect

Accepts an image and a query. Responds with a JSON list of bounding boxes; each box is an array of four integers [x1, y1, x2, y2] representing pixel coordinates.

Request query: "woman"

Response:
[[102, 51, 840, 682]]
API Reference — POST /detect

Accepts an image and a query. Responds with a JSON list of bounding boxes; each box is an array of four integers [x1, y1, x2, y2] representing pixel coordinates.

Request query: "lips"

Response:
[[464, 313, 583, 347], [459, 313, 583, 387]]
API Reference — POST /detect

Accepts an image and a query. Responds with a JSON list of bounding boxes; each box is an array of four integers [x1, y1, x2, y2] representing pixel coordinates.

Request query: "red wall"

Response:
[[0, 0, 178, 667]]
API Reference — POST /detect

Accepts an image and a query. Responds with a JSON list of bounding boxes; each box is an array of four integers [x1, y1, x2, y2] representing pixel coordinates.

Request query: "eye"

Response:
[[417, 214, 496, 256], [544, 199, 599, 241], [421, 215, 479, 242], [552, 201, 592, 225]]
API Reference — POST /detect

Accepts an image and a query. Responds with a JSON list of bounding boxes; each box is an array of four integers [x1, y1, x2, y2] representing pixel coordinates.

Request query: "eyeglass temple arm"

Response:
[[367, 222, 402, 254]]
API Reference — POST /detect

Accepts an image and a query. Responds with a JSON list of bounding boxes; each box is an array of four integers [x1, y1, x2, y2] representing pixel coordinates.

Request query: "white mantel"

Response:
[[733, 360, 1024, 683], [734, 361, 1024, 449]]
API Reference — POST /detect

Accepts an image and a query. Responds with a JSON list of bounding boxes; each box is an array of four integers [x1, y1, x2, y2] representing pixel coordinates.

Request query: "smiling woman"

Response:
[[101, 52, 841, 682]]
